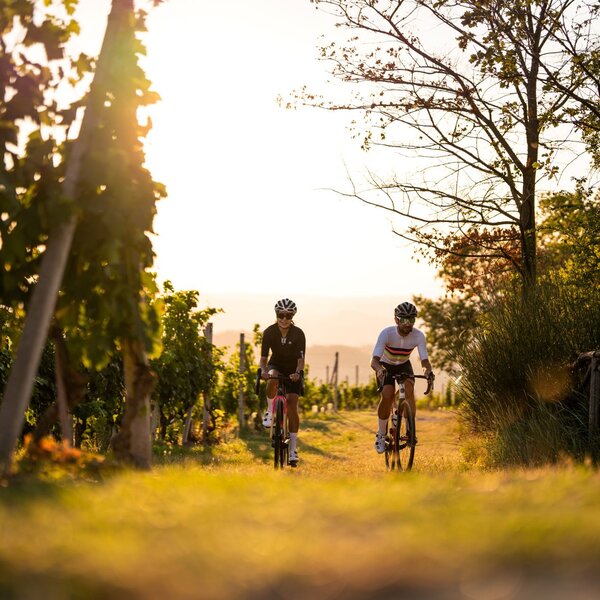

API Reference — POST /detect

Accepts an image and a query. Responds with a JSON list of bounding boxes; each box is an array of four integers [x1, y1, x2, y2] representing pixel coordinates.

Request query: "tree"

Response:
[[301, 0, 592, 293], [416, 181, 599, 376], [0, 0, 164, 472]]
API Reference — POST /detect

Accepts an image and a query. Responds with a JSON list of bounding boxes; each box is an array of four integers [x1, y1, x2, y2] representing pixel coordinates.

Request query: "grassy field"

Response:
[[1, 409, 600, 599]]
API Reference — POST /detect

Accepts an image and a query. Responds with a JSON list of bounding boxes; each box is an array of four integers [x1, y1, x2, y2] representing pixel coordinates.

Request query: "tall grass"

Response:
[[458, 278, 600, 466]]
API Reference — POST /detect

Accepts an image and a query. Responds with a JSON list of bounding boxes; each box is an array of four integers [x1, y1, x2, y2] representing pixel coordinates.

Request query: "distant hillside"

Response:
[[213, 330, 374, 384], [213, 330, 449, 391]]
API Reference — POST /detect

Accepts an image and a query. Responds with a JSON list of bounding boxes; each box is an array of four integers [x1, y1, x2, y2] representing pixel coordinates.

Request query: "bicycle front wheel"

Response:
[[273, 399, 286, 469], [384, 418, 398, 470], [396, 400, 416, 471]]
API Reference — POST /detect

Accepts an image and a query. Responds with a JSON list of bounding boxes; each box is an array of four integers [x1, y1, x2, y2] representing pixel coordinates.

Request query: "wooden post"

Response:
[[54, 340, 72, 447], [238, 333, 245, 431], [333, 352, 339, 411], [355, 365, 359, 386], [202, 323, 213, 442]]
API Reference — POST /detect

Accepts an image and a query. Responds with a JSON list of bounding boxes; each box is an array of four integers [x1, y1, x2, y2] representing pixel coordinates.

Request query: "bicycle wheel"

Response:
[[273, 399, 286, 469], [384, 418, 398, 470], [396, 400, 416, 471]]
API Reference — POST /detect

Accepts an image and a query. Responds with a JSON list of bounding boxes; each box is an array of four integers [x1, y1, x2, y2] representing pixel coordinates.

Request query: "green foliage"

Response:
[[457, 278, 600, 466], [414, 293, 479, 376], [214, 332, 260, 422], [58, 5, 166, 368], [538, 185, 600, 293], [151, 282, 219, 442], [0, 0, 90, 308]]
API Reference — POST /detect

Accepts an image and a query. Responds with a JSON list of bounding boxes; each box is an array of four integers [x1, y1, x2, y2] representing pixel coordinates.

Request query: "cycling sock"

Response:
[[378, 418, 388, 435], [266, 397, 274, 413], [289, 432, 298, 452]]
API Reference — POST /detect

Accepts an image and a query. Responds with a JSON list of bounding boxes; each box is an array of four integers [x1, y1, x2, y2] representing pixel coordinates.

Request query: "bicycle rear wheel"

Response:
[[396, 400, 416, 471], [273, 399, 286, 469]]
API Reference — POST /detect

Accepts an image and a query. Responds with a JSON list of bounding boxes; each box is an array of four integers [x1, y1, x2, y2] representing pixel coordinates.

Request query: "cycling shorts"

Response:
[[381, 361, 414, 387], [266, 364, 303, 396]]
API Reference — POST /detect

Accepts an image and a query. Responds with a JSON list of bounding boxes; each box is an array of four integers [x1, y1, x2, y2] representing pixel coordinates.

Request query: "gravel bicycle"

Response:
[[255, 369, 297, 469], [379, 371, 434, 472]]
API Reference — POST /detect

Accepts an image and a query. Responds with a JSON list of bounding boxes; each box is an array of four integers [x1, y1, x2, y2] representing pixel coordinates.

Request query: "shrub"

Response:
[[458, 278, 600, 465]]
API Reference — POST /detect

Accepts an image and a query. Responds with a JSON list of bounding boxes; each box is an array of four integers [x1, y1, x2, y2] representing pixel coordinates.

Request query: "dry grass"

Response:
[[1, 409, 600, 599]]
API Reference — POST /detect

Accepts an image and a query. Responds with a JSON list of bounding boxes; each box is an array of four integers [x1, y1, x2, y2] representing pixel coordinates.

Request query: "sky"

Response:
[[73, 0, 444, 346]]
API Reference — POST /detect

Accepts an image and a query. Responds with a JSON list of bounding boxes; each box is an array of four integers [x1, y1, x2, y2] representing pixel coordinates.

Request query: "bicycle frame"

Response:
[[379, 370, 434, 472], [255, 369, 292, 469]]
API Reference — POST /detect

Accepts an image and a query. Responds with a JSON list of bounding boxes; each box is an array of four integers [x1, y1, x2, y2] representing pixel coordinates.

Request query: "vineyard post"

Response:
[[238, 333, 245, 431]]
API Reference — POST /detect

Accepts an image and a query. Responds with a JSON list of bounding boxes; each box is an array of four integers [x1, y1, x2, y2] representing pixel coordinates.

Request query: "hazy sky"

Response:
[[74, 0, 444, 345]]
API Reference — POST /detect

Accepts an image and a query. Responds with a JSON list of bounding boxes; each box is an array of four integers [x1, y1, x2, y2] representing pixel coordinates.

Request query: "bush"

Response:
[[457, 278, 600, 465]]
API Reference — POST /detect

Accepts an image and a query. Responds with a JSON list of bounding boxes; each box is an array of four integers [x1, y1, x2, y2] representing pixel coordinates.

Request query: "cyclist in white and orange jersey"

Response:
[[370, 301, 432, 454]]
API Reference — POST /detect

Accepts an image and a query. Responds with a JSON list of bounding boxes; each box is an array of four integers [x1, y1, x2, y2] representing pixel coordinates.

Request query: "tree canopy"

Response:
[[301, 0, 600, 292]]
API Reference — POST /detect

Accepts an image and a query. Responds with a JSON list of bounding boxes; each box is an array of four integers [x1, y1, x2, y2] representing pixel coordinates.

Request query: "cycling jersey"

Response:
[[372, 326, 428, 366], [261, 323, 306, 374]]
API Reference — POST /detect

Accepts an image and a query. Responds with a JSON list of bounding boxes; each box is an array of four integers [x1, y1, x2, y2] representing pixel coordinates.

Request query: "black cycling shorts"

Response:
[[266, 364, 303, 395], [381, 361, 414, 387]]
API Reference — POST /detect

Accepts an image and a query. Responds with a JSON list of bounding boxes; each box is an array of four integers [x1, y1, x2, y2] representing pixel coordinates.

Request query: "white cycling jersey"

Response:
[[372, 326, 428, 366]]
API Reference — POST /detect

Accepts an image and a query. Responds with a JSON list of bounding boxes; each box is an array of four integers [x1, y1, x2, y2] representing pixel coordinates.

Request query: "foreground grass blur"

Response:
[[1, 410, 600, 599]]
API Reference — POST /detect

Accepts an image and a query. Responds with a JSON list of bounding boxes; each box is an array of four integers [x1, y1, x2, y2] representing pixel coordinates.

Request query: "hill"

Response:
[[212, 330, 374, 384]]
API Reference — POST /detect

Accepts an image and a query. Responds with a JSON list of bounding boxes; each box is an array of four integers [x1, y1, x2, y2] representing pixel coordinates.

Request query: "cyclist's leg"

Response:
[[404, 377, 416, 417], [287, 393, 299, 434], [263, 367, 279, 426], [377, 384, 395, 434], [286, 393, 299, 455]]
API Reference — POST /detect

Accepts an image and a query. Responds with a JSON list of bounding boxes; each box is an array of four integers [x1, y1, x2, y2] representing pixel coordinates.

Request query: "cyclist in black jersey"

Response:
[[259, 298, 306, 466]]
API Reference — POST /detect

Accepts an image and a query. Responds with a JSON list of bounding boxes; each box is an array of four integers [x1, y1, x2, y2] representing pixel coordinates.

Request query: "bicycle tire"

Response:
[[273, 399, 286, 469], [396, 400, 416, 471], [384, 416, 398, 470]]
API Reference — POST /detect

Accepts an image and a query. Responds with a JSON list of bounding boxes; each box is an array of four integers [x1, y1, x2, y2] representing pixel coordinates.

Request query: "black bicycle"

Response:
[[378, 371, 434, 472], [255, 369, 296, 469]]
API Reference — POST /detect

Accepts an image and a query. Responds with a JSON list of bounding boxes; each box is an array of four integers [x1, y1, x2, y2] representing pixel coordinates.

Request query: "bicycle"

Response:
[[255, 369, 298, 469], [378, 371, 434, 472]]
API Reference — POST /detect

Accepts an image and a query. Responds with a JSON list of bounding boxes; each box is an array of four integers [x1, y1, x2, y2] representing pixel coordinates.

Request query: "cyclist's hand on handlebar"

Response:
[[289, 372, 301, 382], [376, 366, 386, 381]]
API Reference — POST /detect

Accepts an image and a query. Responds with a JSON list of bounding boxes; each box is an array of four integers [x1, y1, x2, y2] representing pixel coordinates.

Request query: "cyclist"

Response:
[[259, 298, 306, 466], [371, 301, 432, 454]]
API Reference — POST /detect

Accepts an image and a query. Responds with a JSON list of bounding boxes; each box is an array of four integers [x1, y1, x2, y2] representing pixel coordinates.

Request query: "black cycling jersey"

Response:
[[261, 323, 306, 374]]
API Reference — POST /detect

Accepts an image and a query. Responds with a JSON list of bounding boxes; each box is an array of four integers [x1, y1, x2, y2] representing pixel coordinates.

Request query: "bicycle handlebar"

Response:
[[254, 368, 302, 395], [377, 369, 435, 395]]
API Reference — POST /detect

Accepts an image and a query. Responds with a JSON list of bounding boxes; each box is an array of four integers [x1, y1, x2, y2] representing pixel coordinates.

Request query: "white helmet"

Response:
[[274, 298, 297, 315]]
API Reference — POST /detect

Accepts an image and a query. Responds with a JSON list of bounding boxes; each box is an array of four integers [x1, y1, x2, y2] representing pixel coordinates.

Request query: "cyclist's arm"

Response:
[[371, 356, 386, 381], [416, 330, 431, 376], [290, 356, 305, 382], [421, 358, 432, 377]]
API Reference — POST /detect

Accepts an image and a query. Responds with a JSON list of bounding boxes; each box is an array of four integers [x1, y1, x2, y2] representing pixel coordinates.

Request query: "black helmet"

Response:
[[394, 302, 417, 318], [274, 298, 297, 315]]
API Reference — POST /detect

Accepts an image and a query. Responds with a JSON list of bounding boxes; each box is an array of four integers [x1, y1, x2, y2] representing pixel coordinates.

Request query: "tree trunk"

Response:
[[520, 170, 537, 295], [111, 338, 155, 469], [32, 329, 88, 444]]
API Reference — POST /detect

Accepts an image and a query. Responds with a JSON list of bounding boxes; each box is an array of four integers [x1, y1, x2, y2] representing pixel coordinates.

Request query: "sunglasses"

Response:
[[277, 312, 294, 320], [397, 317, 415, 325]]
